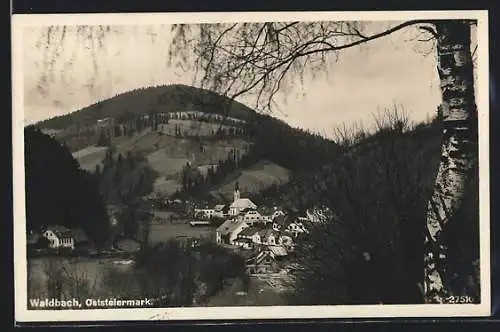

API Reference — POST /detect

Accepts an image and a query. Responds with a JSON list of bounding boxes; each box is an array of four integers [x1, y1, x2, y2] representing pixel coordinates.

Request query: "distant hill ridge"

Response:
[[37, 84, 259, 130]]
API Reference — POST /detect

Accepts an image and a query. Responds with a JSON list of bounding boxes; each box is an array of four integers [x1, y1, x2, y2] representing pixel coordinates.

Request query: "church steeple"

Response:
[[233, 181, 240, 202]]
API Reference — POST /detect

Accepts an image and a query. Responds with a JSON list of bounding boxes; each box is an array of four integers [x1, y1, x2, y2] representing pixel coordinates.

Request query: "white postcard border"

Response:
[[12, 10, 491, 322]]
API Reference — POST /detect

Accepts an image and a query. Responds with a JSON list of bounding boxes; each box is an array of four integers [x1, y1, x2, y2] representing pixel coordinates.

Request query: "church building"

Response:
[[228, 182, 257, 216]]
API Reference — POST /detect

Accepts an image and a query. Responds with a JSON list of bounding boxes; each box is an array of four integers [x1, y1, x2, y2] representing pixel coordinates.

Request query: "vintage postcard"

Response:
[[12, 10, 491, 322]]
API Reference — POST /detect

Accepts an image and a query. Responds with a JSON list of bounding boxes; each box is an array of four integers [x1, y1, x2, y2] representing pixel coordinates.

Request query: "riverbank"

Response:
[[27, 248, 138, 260]]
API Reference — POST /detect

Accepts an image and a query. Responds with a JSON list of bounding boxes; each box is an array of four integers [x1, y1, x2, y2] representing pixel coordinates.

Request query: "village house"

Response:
[[213, 204, 228, 218], [245, 248, 283, 274], [258, 228, 279, 246], [257, 207, 272, 223], [42, 225, 75, 249], [284, 221, 309, 238], [255, 206, 286, 224], [228, 182, 257, 216], [215, 219, 249, 245], [237, 208, 263, 225], [272, 215, 289, 232], [41, 226, 90, 251], [232, 237, 254, 250], [233, 225, 293, 253], [271, 208, 286, 220], [234, 226, 261, 249], [271, 214, 309, 237], [194, 208, 215, 219]]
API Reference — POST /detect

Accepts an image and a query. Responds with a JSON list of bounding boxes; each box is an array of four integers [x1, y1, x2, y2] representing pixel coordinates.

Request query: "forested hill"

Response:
[[242, 114, 341, 171], [24, 125, 110, 247], [37, 84, 258, 130], [34, 84, 341, 174], [254, 120, 446, 213]]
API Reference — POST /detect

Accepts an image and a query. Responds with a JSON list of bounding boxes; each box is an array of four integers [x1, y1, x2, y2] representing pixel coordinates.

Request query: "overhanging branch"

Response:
[[185, 18, 473, 113], [297, 19, 438, 55]]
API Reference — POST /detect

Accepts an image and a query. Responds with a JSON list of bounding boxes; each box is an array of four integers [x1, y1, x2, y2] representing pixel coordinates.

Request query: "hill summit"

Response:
[[37, 84, 258, 130]]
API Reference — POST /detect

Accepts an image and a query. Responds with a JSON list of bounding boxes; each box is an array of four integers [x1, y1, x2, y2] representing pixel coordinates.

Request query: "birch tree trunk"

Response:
[[423, 20, 479, 303]]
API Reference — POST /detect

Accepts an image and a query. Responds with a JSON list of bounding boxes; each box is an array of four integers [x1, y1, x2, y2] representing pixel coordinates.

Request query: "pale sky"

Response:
[[22, 21, 476, 138]]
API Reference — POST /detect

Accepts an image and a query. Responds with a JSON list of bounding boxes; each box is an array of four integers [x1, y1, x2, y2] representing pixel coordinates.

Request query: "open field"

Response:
[[148, 210, 216, 245], [113, 130, 249, 170], [160, 136, 250, 166], [72, 145, 108, 171], [147, 151, 190, 176], [113, 127, 249, 161], [148, 223, 216, 245], [153, 177, 181, 196]]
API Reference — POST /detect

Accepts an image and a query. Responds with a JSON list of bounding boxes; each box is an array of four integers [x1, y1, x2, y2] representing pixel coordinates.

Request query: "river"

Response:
[[27, 255, 136, 299]]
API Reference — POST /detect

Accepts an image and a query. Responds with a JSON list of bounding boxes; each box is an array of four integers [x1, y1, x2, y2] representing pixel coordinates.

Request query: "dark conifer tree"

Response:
[[24, 125, 110, 248]]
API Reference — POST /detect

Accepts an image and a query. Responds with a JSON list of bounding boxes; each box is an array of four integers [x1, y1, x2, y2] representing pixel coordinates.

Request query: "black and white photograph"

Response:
[[12, 10, 490, 322]]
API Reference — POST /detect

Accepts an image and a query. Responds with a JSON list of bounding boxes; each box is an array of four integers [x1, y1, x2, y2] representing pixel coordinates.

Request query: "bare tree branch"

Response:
[[419, 25, 439, 39], [170, 19, 444, 114]]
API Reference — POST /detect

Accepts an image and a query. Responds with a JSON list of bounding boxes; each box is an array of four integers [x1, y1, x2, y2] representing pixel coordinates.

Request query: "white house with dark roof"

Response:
[[256, 206, 276, 224], [213, 204, 228, 218], [235, 226, 261, 245], [258, 228, 279, 246], [257, 207, 286, 224], [271, 208, 286, 220], [237, 209, 263, 225], [42, 225, 75, 249], [215, 219, 249, 245], [284, 221, 309, 237], [41, 226, 90, 250], [194, 208, 215, 219], [233, 237, 254, 250]]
